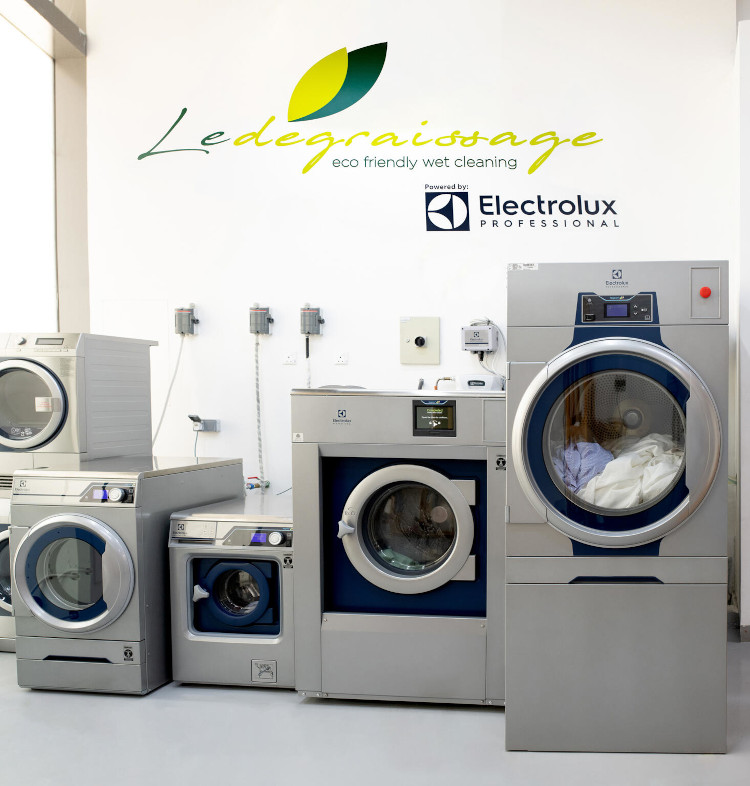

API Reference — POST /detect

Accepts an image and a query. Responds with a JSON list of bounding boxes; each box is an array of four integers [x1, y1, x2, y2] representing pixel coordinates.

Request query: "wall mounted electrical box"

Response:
[[461, 324, 499, 353], [249, 306, 273, 334], [400, 317, 440, 365], [301, 306, 324, 335], [175, 305, 199, 335]]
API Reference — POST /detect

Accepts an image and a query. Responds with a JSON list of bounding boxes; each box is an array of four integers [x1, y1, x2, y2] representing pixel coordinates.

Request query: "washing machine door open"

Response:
[[0, 359, 66, 450], [512, 338, 721, 548], [337, 464, 476, 594], [13, 514, 134, 633]]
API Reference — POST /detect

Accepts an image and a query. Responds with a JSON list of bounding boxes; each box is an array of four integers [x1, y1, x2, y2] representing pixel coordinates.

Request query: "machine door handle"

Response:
[[192, 584, 210, 602], [337, 520, 355, 538]]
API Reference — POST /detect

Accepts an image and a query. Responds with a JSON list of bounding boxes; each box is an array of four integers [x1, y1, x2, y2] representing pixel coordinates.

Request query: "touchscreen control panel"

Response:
[[413, 400, 457, 437]]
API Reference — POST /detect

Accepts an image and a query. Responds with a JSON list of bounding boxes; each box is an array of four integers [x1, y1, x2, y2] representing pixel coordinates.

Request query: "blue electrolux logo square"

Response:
[[425, 192, 470, 231], [612, 269, 623, 279]]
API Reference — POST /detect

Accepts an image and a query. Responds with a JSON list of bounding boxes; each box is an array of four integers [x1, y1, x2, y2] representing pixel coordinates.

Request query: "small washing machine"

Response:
[[292, 388, 506, 705], [169, 495, 294, 688], [504, 261, 728, 753], [9, 456, 244, 694]]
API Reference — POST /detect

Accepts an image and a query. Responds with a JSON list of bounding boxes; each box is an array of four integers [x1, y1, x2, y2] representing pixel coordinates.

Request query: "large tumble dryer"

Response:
[[9, 457, 244, 694], [292, 388, 506, 705], [169, 495, 294, 688], [504, 261, 728, 753]]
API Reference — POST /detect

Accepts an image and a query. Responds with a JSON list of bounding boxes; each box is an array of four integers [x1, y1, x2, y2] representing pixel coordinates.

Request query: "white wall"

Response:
[[0, 16, 57, 332], [86, 0, 735, 499]]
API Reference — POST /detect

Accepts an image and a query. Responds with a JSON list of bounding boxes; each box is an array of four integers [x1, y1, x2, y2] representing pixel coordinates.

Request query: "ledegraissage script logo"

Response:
[[137, 43, 603, 175]]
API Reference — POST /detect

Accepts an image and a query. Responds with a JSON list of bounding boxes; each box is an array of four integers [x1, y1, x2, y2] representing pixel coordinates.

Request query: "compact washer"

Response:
[[292, 388, 506, 705], [504, 261, 728, 753], [9, 457, 244, 694], [169, 495, 294, 688]]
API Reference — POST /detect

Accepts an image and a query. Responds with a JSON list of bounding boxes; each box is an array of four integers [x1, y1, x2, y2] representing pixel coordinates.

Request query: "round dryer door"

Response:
[[512, 337, 721, 547], [0, 359, 66, 450], [13, 514, 134, 633], [0, 529, 11, 613], [337, 465, 476, 594]]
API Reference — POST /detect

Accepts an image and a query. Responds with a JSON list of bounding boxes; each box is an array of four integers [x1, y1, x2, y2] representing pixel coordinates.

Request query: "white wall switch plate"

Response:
[[400, 317, 440, 365]]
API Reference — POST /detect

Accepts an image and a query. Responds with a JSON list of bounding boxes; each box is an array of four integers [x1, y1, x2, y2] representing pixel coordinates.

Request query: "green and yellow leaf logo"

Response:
[[288, 42, 387, 122]]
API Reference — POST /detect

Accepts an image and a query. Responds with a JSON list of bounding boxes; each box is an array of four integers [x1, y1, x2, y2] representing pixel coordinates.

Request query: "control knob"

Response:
[[268, 531, 284, 546], [16, 337, 26, 345], [107, 487, 127, 503]]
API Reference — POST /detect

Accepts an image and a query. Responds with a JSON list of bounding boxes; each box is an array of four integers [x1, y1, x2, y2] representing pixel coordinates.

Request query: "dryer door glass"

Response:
[[364, 482, 456, 574], [0, 368, 54, 440], [35, 537, 103, 611], [543, 370, 686, 516], [514, 339, 722, 546], [0, 360, 66, 449]]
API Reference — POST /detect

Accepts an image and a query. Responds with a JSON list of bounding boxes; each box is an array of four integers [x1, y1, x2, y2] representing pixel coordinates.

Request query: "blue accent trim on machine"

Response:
[[322, 457, 487, 616], [192, 558, 281, 635], [525, 353, 689, 536], [25, 526, 107, 622]]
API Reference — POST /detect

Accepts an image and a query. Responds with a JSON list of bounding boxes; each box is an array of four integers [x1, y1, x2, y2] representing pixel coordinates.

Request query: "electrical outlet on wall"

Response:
[[335, 353, 349, 365], [283, 353, 297, 365]]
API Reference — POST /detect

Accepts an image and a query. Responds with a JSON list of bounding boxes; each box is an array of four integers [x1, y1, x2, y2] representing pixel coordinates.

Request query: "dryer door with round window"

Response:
[[512, 338, 721, 548], [0, 359, 67, 450], [337, 464, 477, 594], [13, 514, 134, 633]]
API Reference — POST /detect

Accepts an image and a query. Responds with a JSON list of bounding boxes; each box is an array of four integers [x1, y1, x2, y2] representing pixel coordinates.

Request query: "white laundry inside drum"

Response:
[[577, 433, 685, 510], [544, 369, 686, 515]]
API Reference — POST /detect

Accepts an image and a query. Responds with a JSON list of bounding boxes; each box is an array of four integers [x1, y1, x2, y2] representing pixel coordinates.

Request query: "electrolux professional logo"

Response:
[[333, 409, 351, 425], [425, 192, 470, 231], [288, 43, 387, 122], [606, 268, 628, 287]]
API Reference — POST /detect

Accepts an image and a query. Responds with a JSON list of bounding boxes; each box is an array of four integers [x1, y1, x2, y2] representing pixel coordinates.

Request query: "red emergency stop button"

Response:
[[699, 286, 712, 299]]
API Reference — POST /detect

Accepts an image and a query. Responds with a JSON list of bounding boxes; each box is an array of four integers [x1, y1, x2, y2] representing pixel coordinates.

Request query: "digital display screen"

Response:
[[415, 405, 455, 431], [605, 303, 628, 318], [35, 338, 65, 345], [93, 488, 108, 500], [250, 532, 267, 544]]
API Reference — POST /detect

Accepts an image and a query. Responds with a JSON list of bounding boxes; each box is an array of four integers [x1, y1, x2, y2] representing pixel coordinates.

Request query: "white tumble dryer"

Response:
[[169, 495, 294, 688], [9, 457, 244, 694], [504, 261, 728, 753], [0, 332, 156, 518]]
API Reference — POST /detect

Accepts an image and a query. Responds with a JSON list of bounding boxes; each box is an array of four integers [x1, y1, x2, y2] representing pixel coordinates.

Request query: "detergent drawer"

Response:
[[505, 580, 727, 753], [321, 613, 487, 703]]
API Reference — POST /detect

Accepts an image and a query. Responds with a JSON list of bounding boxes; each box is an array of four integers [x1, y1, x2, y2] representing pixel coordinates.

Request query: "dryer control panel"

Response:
[[579, 293, 654, 323]]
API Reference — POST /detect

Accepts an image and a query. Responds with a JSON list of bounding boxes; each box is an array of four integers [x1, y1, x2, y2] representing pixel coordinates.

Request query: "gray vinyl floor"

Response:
[[1, 631, 749, 786]]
